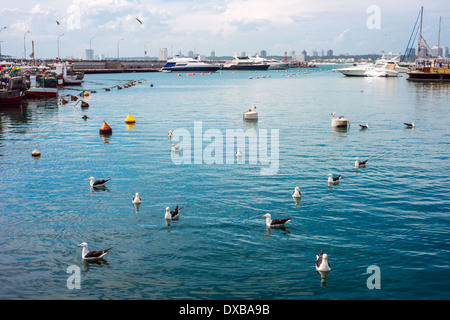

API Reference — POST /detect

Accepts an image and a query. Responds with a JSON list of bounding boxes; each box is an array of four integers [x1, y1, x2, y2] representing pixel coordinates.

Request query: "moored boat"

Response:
[[25, 72, 59, 98], [222, 54, 270, 71], [160, 56, 221, 73]]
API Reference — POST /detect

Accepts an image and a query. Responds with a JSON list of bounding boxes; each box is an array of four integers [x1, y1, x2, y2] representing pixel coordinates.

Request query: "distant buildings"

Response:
[[85, 49, 94, 60], [159, 48, 168, 60]]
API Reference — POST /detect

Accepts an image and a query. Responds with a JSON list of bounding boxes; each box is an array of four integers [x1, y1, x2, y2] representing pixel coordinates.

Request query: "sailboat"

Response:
[[407, 7, 450, 82]]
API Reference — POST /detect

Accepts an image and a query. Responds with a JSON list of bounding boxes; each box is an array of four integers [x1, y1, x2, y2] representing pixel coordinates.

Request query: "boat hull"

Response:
[[407, 71, 450, 82], [222, 64, 270, 71], [25, 87, 58, 98], [0, 89, 21, 104], [161, 66, 221, 73]]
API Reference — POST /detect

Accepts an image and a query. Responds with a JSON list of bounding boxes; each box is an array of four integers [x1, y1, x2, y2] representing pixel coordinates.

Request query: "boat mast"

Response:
[[438, 16, 441, 57]]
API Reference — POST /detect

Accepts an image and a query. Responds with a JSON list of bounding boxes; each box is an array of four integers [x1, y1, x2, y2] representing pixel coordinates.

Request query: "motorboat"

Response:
[[376, 53, 409, 73], [222, 54, 270, 71], [252, 55, 289, 70], [160, 56, 222, 73], [243, 104, 258, 120], [336, 60, 398, 77]]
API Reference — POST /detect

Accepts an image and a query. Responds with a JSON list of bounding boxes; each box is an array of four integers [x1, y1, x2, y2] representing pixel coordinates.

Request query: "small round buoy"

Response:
[[82, 115, 89, 120], [31, 147, 41, 157], [83, 91, 89, 97], [124, 113, 136, 124], [177, 73, 181, 77], [81, 101, 89, 108], [99, 121, 112, 135], [118, 86, 122, 90]]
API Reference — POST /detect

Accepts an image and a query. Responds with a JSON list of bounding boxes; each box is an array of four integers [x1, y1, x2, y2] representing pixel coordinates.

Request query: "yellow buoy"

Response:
[[83, 91, 89, 97], [125, 113, 136, 124]]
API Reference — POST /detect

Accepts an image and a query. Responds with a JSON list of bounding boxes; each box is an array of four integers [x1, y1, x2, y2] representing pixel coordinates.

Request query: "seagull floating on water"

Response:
[[87, 176, 110, 188], [165, 205, 181, 220], [77, 242, 112, 260], [168, 131, 173, 139], [315, 250, 331, 272], [171, 144, 181, 153], [354, 157, 368, 167], [132, 193, 142, 204], [327, 173, 341, 184], [292, 187, 301, 198], [359, 123, 369, 129], [262, 213, 291, 228], [404, 122, 416, 128]]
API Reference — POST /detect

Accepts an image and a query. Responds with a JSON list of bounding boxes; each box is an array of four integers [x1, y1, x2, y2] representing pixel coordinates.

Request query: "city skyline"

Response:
[[0, 1, 448, 60]]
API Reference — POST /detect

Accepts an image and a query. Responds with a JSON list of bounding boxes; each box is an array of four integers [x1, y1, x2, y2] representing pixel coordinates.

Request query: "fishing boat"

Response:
[[0, 73, 27, 104], [160, 56, 222, 72], [407, 8, 450, 82], [52, 62, 84, 85], [25, 72, 58, 98]]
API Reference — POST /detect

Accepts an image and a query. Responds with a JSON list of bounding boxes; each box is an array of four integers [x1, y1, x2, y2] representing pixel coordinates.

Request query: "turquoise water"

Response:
[[0, 66, 449, 300]]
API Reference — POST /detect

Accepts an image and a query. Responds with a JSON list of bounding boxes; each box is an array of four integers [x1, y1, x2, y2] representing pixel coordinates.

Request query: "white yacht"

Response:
[[222, 54, 270, 71], [160, 56, 221, 73], [336, 60, 398, 77], [252, 55, 289, 70]]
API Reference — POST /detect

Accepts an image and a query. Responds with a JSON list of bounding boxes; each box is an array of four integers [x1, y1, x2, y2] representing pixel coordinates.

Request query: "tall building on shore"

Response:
[[85, 49, 94, 60], [159, 48, 168, 60]]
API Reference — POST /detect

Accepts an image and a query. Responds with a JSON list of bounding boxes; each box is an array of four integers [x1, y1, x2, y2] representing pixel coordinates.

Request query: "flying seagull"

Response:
[[135, 18, 143, 25]]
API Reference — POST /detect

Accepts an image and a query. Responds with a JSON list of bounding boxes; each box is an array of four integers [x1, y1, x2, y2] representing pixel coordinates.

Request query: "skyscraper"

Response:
[[159, 48, 168, 60]]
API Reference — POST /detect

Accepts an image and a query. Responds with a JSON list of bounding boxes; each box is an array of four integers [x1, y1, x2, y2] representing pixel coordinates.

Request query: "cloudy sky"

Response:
[[0, 0, 448, 59]]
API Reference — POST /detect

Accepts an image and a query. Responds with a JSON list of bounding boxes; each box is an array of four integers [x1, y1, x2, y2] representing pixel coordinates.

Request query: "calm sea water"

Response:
[[0, 65, 449, 300]]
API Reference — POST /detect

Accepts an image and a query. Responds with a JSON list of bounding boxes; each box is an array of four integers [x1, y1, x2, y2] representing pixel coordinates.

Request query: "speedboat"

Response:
[[336, 60, 398, 77], [376, 53, 409, 73], [252, 55, 289, 70], [160, 56, 221, 73], [222, 54, 270, 71]]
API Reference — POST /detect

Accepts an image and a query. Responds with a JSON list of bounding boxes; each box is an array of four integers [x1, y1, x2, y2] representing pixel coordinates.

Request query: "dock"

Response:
[[72, 60, 166, 74]]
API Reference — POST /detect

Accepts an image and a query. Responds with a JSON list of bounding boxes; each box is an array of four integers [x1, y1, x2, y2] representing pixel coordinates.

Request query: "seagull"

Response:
[[77, 242, 112, 260], [235, 149, 243, 157], [168, 131, 173, 139], [327, 173, 341, 184], [165, 205, 181, 220], [292, 187, 301, 198], [135, 18, 143, 25], [171, 144, 181, 153], [56, 21, 60, 25], [359, 123, 369, 129], [316, 250, 331, 272], [404, 122, 416, 128], [87, 176, 110, 188], [354, 157, 368, 167], [262, 213, 291, 228], [132, 193, 142, 204], [31, 147, 41, 157]]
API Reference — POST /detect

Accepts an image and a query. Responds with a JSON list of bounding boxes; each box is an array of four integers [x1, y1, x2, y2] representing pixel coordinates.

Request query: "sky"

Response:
[[0, 0, 448, 59]]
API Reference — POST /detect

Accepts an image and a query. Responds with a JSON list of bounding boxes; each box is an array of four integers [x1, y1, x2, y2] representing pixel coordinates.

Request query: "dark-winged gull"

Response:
[[316, 250, 331, 272], [359, 123, 369, 129], [132, 193, 142, 204], [262, 213, 291, 228], [327, 173, 341, 184], [353, 157, 368, 167], [165, 205, 181, 220], [87, 176, 110, 188], [77, 242, 112, 260], [292, 186, 301, 198], [404, 122, 416, 128]]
